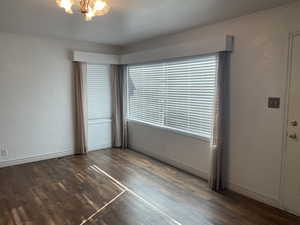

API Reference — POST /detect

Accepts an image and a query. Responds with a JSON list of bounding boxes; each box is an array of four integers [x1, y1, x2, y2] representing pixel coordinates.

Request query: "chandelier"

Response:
[[56, 0, 110, 21]]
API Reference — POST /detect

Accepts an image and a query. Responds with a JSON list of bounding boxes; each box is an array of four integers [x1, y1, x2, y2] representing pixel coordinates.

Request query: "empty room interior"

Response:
[[1, 0, 300, 224]]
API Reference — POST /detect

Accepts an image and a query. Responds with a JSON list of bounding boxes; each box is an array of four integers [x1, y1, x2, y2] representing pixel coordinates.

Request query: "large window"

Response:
[[127, 55, 218, 139]]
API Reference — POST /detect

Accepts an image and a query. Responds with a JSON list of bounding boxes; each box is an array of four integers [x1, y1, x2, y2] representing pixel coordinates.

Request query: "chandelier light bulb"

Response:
[[94, 1, 107, 11], [56, 0, 73, 14]]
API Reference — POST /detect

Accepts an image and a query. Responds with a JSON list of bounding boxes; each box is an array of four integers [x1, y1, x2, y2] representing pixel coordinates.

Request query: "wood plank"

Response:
[[0, 148, 299, 225], [85, 192, 180, 225], [0, 156, 122, 225], [87, 149, 300, 225]]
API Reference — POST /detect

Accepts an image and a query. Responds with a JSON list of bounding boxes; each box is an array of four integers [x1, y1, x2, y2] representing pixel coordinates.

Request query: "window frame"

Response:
[[126, 54, 218, 142]]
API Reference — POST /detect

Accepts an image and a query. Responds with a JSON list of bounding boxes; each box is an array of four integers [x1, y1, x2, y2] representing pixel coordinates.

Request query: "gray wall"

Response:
[[125, 1, 300, 208], [128, 121, 210, 179], [0, 32, 119, 166]]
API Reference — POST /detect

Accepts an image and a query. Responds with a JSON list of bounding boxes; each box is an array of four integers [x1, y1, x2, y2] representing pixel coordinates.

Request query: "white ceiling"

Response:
[[0, 0, 297, 45]]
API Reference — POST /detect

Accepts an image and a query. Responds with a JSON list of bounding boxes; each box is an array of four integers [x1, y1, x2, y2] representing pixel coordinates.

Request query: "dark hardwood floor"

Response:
[[0, 148, 299, 225]]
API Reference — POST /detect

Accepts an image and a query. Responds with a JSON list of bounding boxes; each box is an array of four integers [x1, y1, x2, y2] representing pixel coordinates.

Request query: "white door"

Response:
[[283, 33, 300, 216], [87, 64, 112, 151]]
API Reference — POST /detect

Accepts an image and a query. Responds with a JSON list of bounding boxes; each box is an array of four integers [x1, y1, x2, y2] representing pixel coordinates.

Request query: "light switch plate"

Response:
[[268, 97, 280, 109]]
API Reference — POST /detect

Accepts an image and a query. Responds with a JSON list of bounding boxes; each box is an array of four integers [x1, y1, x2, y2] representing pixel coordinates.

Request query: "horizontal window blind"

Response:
[[87, 64, 111, 120], [127, 55, 218, 139]]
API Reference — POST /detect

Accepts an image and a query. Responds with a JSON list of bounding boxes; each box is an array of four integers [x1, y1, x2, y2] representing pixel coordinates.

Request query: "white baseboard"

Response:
[[227, 182, 280, 209], [0, 149, 74, 168]]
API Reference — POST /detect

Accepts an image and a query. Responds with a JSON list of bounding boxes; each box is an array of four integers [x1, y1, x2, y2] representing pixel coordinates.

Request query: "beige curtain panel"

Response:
[[209, 52, 229, 191], [73, 62, 88, 154], [111, 65, 128, 149]]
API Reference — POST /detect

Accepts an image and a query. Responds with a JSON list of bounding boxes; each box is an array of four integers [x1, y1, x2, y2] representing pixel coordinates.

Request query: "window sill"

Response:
[[127, 119, 211, 143]]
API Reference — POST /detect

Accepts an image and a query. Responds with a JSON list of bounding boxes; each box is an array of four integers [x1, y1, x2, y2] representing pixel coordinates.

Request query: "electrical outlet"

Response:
[[0, 144, 8, 157]]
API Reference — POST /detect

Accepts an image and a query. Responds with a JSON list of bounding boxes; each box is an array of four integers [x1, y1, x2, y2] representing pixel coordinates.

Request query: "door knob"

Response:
[[289, 133, 297, 139], [290, 121, 298, 126]]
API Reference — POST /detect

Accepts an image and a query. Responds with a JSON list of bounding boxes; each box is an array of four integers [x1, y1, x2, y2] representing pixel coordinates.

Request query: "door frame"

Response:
[[279, 31, 300, 215]]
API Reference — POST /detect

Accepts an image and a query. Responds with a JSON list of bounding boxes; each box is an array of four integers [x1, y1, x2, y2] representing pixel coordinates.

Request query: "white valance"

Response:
[[120, 35, 233, 65], [73, 51, 120, 64], [73, 35, 234, 65]]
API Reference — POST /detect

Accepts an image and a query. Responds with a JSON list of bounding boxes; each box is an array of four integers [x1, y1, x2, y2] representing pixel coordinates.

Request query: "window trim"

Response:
[[127, 119, 211, 143], [126, 54, 218, 142]]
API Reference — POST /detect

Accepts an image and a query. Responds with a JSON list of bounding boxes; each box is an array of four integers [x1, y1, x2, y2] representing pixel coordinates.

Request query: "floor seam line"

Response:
[[79, 189, 126, 225], [90, 164, 183, 225], [90, 165, 126, 192]]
